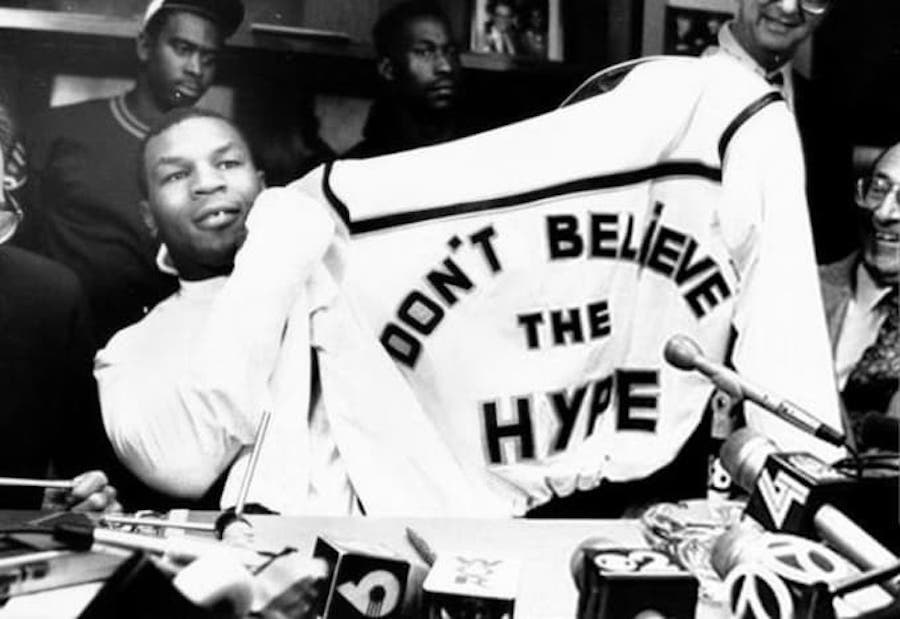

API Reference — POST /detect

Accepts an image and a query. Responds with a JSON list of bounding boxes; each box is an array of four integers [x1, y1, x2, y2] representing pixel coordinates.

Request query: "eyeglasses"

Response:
[[0, 206, 21, 245], [799, 0, 831, 16], [855, 175, 900, 211]]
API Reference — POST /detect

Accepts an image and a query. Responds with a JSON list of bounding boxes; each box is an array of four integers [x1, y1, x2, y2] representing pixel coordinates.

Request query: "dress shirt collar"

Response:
[[854, 260, 895, 312], [717, 22, 790, 86]]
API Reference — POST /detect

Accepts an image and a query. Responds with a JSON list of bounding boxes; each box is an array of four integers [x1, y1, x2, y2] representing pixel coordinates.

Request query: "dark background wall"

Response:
[[814, 0, 900, 149]]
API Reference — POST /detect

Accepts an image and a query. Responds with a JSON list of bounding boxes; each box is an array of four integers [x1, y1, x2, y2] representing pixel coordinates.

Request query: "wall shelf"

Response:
[[0, 7, 586, 78]]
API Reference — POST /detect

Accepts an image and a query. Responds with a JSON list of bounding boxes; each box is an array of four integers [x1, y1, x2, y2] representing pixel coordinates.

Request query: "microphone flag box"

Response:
[[313, 535, 409, 618], [577, 547, 697, 619], [422, 554, 519, 619], [745, 451, 898, 545]]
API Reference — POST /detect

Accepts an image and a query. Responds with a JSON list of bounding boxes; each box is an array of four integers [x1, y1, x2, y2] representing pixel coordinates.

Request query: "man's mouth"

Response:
[[195, 206, 243, 230], [873, 230, 900, 244], [760, 14, 801, 34], [174, 84, 201, 101], [429, 82, 456, 96]]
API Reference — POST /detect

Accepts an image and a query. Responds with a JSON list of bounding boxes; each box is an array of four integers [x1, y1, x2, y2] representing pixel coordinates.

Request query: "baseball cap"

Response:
[[142, 0, 245, 38]]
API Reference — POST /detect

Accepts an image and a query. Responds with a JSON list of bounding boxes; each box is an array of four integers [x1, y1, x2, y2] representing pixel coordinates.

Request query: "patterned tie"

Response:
[[842, 286, 900, 433], [766, 72, 784, 88]]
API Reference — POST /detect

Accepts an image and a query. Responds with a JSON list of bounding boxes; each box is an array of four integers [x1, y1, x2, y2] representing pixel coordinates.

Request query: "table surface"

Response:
[[252, 515, 645, 618], [0, 514, 715, 619]]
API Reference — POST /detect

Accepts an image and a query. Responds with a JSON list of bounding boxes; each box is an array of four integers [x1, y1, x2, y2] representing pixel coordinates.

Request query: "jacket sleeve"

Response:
[[724, 100, 845, 463], [178, 188, 335, 511], [96, 335, 243, 499], [97, 190, 335, 507]]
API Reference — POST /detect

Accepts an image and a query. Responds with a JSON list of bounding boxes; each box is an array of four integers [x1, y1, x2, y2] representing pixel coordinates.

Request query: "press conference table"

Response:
[[0, 515, 721, 618], [252, 515, 645, 617]]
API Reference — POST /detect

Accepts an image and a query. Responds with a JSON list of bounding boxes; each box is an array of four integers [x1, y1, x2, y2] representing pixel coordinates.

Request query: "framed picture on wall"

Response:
[[469, 0, 564, 61], [664, 7, 730, 57]]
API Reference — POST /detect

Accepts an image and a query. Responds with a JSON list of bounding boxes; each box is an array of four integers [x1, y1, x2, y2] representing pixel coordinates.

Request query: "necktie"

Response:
[[766, 72, 784, 88], [842, 287, 900, 436]]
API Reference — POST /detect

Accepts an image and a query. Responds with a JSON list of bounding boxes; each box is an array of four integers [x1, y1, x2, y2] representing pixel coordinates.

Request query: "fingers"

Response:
[[67, 470, 120, 514], [70, 485, 119, 514]]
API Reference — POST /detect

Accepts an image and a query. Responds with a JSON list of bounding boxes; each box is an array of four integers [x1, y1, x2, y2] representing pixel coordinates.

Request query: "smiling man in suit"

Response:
[[820, 144, 900, 450]]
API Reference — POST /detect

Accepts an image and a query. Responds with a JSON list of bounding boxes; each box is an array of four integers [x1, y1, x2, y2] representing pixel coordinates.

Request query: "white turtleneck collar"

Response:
[[156, 243, 228, 299]]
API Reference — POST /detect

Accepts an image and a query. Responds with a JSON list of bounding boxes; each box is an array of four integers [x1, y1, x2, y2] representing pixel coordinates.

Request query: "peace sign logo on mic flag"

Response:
[[725, 563, 794, 619], [758, 534, 854, 586]]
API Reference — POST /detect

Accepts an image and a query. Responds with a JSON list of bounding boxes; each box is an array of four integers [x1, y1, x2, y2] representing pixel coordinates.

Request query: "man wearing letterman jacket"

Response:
[[97, 108, 499, 516], [206, 52, 844, 517]]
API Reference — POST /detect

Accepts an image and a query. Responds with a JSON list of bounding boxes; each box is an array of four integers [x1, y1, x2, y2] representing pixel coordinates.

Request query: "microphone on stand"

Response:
[[569, 540, 698, 619], [313, 536, 410, 618], [663, 335, 847, 449], [719, 428, 900, 596], [710, 523, 896, 618]]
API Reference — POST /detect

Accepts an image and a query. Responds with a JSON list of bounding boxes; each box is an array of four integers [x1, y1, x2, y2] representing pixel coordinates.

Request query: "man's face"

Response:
[[140, 11, 222, 111], [492, 3, 516, 34], [859, 146, 900, 284], [732, 0, 828, 69], [389, 16, 461, 112], [143, 116, 262, 280]]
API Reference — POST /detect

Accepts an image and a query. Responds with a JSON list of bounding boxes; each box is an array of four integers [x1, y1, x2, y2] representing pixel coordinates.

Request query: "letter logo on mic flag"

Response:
[[577, 547, 698, 618], [591, 549, 682, 574], [423, 554, 519, 619], [313, 536, 409, 619], [336, 570, 402, 618], [757, 468, 811, 529]]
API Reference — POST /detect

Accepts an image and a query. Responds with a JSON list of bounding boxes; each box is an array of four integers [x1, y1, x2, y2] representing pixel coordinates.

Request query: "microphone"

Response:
[[571, 542, 697, 618], [663, 335, 847, 448], [720, 429, 900, 595], [711, 524, 895, 618], [52, 522, 266, 569], [313, 536, 410, 618]]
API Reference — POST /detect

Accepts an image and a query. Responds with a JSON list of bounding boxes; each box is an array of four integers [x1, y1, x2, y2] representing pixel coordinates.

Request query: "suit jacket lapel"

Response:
[[819, 253, 858, 355]]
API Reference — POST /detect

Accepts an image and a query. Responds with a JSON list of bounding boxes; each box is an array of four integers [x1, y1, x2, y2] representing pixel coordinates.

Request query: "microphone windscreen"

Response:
[[718, 428, 777, 492], [663, 334, 702, 370]]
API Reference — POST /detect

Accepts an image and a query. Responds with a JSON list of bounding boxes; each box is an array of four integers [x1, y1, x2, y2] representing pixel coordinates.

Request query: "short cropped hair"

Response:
[[137, 107, 252, 197], [372, 1, 453, 58]]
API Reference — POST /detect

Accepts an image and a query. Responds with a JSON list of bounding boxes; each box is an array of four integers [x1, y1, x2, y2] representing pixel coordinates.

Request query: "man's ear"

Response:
[[136, 30, 151, 64], [139, 199, 158, 238], [377, 57, 396, 82], [257, 169, 266, 189]]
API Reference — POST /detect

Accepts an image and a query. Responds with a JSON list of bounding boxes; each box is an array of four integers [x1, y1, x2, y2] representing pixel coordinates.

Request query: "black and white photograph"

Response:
[[470, 0, 564, 61], [0, 0, 897, 617]]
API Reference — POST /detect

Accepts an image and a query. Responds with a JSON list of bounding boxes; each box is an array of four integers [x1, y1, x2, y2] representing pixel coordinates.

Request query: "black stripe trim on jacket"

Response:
[[717, 91, 785, 163], [323, 160, 722, 235], [322, 161, 351, 225]]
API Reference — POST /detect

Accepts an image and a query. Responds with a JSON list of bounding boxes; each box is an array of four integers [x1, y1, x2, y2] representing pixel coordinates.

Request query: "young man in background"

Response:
[[345, 1, 468, 158], [22, 0, 244, 346]]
